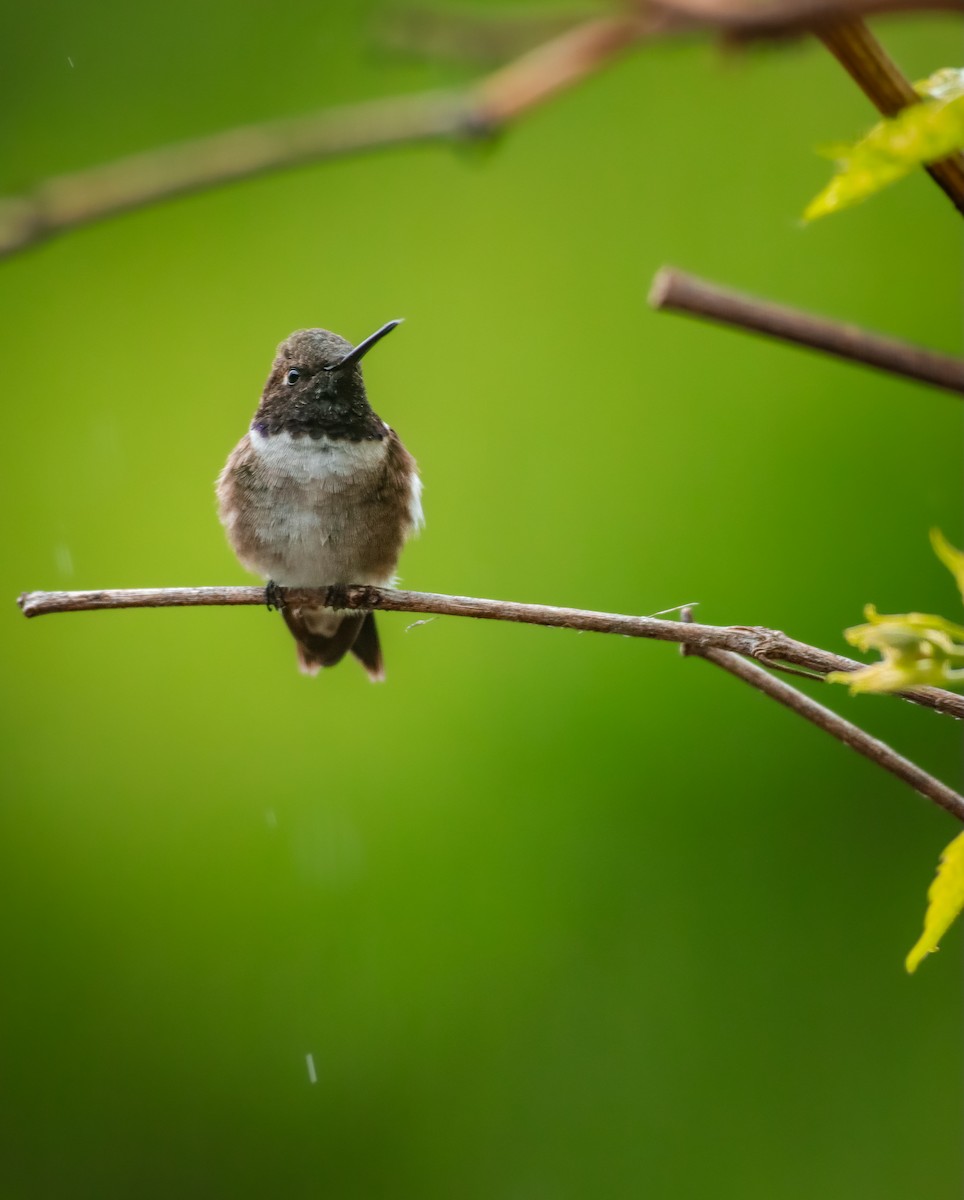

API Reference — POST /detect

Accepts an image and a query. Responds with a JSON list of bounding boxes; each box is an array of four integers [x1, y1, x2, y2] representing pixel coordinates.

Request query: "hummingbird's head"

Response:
[[253, 320, 402, 441]]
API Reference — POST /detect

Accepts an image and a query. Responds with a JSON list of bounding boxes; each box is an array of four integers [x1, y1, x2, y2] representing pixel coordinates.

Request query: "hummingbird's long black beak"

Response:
[[327, 319, 403, 372]]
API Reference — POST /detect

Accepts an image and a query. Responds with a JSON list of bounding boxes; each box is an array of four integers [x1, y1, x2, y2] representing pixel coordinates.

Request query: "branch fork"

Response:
[[17, 582, 964, 820]]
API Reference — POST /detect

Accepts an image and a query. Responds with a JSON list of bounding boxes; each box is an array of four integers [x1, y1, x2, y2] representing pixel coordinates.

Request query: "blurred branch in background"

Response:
[[649, 267, 964, 394], [0, 13, 651, 259], [1, 1, 962, 258], [377, 4, 607, 66], [17, 583, 964, 720], [677, 608, 964, 821]]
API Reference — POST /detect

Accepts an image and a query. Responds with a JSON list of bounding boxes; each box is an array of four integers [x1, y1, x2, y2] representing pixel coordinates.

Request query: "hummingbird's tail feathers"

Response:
[[281, 607, 366, 676], [350, 612, 385, 683], [295, 642, 325, 677]]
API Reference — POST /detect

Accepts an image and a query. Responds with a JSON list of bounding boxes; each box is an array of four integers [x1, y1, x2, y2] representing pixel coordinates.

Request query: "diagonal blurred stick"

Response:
[[649, 267, 964, 395], [0, 13, 652, 260], [678, 607, 964, 822]]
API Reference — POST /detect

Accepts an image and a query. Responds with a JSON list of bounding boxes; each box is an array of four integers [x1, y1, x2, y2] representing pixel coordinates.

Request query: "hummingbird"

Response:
[[216, 319, 422, 680]]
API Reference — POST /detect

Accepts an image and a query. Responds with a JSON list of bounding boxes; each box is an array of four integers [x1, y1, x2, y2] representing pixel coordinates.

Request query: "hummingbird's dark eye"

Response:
[[285, 368, 302, 386]]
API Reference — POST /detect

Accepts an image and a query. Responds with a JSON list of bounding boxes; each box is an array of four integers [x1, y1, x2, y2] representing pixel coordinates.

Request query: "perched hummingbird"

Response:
[[216, 320, 422, 680]]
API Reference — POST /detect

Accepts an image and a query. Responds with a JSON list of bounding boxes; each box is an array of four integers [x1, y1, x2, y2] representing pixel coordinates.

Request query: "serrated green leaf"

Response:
[[804, 67, 964, 221], [906, 830, 964, 973]]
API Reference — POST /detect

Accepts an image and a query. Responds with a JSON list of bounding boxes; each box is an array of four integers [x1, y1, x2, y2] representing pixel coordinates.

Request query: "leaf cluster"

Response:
[[828, 530, 964, 696], [830, 529, 964, 971]]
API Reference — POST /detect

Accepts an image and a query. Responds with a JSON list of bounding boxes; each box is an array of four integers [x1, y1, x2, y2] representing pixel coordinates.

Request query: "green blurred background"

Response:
[[1, 3, 961, 1196]]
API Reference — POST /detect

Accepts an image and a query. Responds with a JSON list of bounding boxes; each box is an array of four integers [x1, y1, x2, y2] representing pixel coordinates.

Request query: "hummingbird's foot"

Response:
[[265, 580, 285, 612]]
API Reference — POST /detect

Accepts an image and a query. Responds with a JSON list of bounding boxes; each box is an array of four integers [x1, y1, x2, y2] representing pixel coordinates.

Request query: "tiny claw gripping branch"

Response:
[[265, 580, 285, 612]]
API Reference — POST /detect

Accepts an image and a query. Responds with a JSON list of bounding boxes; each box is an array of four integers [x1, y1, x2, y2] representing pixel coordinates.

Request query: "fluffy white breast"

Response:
[[249, 427, 388, 483]]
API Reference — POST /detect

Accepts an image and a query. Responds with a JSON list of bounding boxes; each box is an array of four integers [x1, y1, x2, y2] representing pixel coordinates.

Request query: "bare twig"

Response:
[[649, 267, 964, 395], [815, 19, 964, 215], [678, 609, 964, 822], [17, 584, 964, 720]]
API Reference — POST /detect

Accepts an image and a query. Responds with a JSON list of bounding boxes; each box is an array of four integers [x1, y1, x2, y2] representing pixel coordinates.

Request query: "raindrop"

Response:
[[54, 545, 74, 577]]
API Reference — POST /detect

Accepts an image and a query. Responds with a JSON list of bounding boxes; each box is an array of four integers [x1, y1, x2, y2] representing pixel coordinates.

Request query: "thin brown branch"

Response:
[[16, 584, 964, 720], [649, 267, 964, 395], [815, 19, 964, 215], [817, 18, 918, 109], [0, 14, 649, 259], [678, 610, 964, 822]]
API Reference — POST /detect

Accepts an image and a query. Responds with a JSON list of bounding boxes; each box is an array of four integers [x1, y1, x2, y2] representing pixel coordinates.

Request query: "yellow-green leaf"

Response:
[[906, 830, 964, 973], [804, 66, 964, 221], [930, 527, 964, 601], [826, 605, 964, 694]]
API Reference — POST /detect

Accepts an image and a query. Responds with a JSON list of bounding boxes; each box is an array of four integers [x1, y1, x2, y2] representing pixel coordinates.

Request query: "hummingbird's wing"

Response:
[[349, 612, 384, 683]]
